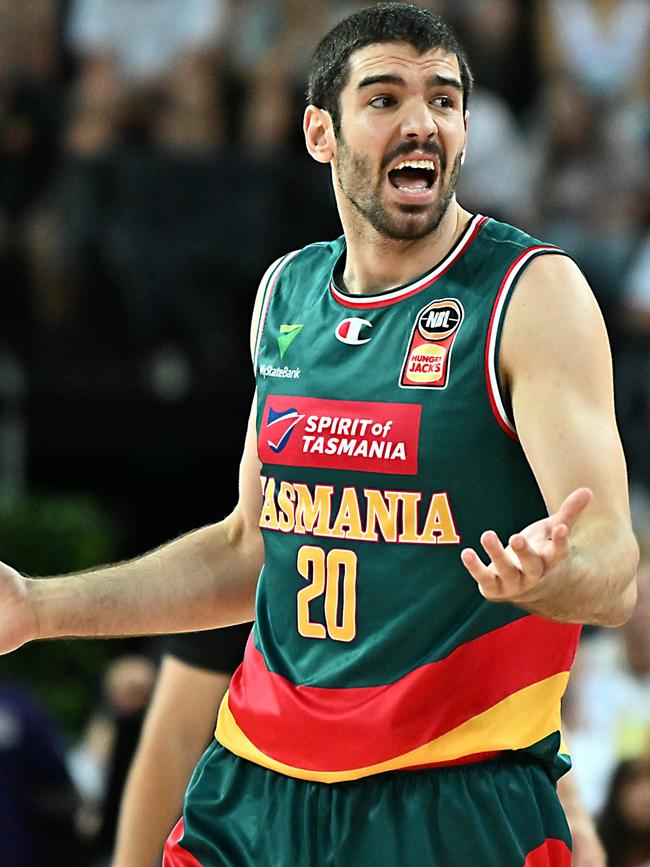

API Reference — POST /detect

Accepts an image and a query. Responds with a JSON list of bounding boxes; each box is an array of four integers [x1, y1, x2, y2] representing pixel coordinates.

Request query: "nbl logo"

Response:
[[417, 300, 462, 340]]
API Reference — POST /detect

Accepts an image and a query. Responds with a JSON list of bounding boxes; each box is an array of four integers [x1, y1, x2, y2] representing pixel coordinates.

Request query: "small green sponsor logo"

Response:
[[278, 323, 304, 359]]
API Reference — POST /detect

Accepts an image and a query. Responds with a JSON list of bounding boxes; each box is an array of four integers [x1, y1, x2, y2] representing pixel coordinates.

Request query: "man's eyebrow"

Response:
[[426, 74, 462, 91], [357, 73, 406, 90], [356, 72, 462, 91]]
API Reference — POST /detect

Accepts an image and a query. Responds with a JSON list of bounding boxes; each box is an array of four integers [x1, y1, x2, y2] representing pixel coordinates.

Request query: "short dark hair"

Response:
[[307, 2, 473, 134]]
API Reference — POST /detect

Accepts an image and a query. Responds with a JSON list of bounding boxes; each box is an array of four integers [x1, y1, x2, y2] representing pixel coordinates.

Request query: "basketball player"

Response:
[[0, 5, 638, 866], [111, 625, 250, 867]]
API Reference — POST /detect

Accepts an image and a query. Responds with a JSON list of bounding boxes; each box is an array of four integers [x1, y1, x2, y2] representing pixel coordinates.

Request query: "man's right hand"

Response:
[[0, 564, 39, 654]]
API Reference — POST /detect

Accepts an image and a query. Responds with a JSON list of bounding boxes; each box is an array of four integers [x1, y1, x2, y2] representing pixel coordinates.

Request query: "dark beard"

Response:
[[335, 139, 462, 242]]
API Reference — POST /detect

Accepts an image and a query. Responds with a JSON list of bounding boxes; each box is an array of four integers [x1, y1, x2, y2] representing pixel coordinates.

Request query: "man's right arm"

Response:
[[0, 401, 264, 654]]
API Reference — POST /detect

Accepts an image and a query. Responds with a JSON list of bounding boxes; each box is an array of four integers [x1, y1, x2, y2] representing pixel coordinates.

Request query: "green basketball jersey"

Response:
[[216, 214, 580, 782]]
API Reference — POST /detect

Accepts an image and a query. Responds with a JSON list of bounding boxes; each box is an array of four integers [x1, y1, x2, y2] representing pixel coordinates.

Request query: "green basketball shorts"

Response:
[[164, 742, 572, 867]]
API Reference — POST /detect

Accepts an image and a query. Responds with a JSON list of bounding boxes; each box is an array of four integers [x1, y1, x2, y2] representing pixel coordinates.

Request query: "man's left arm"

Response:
[[461, 254, 638, 626]]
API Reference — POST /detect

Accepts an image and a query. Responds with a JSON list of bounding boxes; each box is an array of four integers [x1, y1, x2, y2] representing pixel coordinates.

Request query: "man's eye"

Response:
[[433, 95, 454, 108], [369, 95, 395, 108]]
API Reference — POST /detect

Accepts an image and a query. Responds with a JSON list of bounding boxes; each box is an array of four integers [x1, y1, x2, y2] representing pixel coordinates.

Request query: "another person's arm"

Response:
[[111, 654, 230, 867], [558, 772, 607, 867], [460, 255, 638, 625]]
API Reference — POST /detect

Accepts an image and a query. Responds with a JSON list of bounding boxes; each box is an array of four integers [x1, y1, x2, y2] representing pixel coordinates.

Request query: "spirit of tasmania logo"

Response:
[[258, 395, 421, 475], [265, 407, 305, 453]]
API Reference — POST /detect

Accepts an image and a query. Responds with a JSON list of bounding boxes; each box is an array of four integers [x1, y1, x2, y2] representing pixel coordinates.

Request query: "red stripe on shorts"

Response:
[[163, 818, 204, 867], [523, 838, 572, 866]]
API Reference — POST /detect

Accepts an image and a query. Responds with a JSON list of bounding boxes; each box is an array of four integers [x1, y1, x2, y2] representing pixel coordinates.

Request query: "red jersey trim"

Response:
[[226, 616, 579, 772], [405, 750, 503, 772], [485, 246, 563, 440], [217, 672, 570, 782], [330, 215, 488, 310]]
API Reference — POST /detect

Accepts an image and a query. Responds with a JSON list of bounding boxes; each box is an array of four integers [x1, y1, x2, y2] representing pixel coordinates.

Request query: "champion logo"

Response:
[[266, 406, 305, 453], [335, 317, 373, 345]]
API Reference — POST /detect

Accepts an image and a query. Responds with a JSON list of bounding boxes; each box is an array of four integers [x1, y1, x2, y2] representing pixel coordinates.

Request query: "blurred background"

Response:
[[0, 0, 648, 864]]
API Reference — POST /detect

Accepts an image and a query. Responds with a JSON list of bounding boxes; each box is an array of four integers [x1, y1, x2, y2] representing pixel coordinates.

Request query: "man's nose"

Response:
[[400, 100, 437, 139]]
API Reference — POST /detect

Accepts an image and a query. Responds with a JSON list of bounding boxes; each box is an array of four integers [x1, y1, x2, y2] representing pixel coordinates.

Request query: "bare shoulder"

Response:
[[507, 253, 598, 311], [500, 253, 610, 385]]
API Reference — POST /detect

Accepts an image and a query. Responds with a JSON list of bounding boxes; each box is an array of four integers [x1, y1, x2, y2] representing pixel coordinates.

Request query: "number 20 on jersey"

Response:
[[296, 545, 357, 642]]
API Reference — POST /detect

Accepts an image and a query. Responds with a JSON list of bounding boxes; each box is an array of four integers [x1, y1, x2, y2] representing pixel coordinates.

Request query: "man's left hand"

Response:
[[459, 488, 593, 604]]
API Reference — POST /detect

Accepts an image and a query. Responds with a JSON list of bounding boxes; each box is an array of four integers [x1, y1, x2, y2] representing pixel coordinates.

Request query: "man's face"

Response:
[[332, 42, 467, 241]]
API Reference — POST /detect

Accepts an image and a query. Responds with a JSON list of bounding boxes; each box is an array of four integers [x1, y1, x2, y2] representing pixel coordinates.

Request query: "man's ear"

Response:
[[461, 109, 470, 164], [304, 105, 335, 164]]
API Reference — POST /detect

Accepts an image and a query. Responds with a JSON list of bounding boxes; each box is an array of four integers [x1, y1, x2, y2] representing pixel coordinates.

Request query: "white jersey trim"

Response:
[[329, 214, 486, 309], [252, 250, 301, 368], [485, 245, 562, 438]]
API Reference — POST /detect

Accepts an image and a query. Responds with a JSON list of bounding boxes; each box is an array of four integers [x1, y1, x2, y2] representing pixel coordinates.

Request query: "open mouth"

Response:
[[387, 159, 437, 192]]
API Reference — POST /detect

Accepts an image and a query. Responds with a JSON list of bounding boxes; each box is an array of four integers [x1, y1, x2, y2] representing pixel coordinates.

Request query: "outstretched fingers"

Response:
[[460, 547, 496, 597], [508, 532, 546, 580], [480, 531, 521, 580], [461, 530, 523, 599], [461, 487, 593, 604]]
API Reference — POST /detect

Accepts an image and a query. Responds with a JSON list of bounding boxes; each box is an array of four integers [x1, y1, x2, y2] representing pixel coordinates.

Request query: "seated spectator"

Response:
[[0, 678, 82, 867], [65, 0, 228, 155], [454, 0, 539, 119], [456, 86, 536, 227], [623, 231, 650, 331], [69, 654, 156, 867], [564, 542, 650, 816], [535, 0, 650, 105], [597, 756, 650, 867], [530, 75, 644, 318], [229, 0, 332, 155], [614, 224, 650, 492], [27, 0, 233, 365], [0, 0, 65, 350]]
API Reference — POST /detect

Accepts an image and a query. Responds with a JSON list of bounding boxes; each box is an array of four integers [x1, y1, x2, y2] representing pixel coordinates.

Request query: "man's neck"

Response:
[[339, 202, 472, 296]]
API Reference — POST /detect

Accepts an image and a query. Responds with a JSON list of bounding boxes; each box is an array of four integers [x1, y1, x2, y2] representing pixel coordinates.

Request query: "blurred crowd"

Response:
[[0, 0, 649, 865]]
